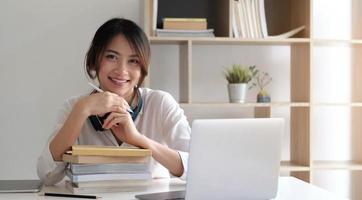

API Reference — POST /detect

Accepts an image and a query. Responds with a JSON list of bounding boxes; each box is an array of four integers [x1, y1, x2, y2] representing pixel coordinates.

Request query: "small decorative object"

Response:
[[224, 64, 257, 103], [249, 69, 272, 103]]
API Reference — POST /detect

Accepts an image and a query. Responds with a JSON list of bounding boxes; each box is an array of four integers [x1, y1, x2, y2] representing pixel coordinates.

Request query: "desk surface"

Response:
[[0, 177, 345, 200]]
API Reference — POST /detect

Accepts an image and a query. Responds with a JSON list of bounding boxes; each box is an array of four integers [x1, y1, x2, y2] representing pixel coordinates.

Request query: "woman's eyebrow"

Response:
[[104, 49, 120, 55], [105, 49, 138, 58]]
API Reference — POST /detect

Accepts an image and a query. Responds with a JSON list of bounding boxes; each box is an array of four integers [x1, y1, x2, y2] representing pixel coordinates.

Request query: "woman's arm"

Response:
[[104, 91, 190, 177], [137, 135, 184, 177], [49, 101, 88, 161], [104, 110, 185, 177], [49, 92, 127, 161]]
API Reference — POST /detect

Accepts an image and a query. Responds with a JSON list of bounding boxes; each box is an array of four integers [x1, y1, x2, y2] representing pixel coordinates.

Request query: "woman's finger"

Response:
[[101, 92, 132, 111], [102, 110, 128, 127], [103, 114, 129, 129], [103, 112, 120, 127]]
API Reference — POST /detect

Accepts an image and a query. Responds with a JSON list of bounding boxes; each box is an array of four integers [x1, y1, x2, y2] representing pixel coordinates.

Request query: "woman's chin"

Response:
[[110, 88, 132, 97], [101, 84, 134, 97]]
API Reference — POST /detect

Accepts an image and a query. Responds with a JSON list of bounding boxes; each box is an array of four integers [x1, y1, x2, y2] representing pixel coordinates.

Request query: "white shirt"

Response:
[[37, 88, 191, 185]]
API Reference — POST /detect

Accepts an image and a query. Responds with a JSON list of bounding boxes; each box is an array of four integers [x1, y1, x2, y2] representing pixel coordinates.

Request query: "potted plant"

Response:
[[249, 69, 272, 103], [224, 64, 257, 103]]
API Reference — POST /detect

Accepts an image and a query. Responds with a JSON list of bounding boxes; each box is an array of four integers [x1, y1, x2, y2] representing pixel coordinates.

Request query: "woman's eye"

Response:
[[129, 59, 140, 65], [106, 54, 117, 61]]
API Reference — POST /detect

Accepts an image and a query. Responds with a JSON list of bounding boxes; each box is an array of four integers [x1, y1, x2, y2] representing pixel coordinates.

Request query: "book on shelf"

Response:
[[163, 18, 207, 30], [244, 0, 255, 38], [65, 180, 148, 194], [62, 154, 150, 164], [66, 169, 152, 183], [251, 0, 262, 38], [70, 163, 149, 175], [232, 0, 305, 39], [156, 28, 215, 37], [239, 0, 250, 38], [152, 0, 158, 36], [232, 3, 240, 38], [71, 145, 152, 157], [257, 0, 268, 37]]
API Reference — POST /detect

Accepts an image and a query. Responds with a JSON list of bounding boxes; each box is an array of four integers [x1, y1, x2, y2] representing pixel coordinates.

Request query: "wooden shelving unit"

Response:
[[313, 39, 362, 45], [150, 37, 311, 45], [180, 102, 310, 108], [313, 161, 362, 171], [142, 0, 362, 198], [281, 161, 310, 172]]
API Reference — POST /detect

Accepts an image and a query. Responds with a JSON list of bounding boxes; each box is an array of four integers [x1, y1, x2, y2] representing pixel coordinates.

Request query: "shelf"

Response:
[[280, 161, 310, 172], [180, 102, 310, 108], [313, 39, 362, 46], [149, 37, 311, 45], [149, 37, 362, 46], [313, 103, 362, 107], [144, 0, 362, 191], [313, 161, 362, 171]]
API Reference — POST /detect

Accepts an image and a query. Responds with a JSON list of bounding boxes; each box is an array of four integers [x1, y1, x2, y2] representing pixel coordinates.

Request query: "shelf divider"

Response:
[[179, 40, 192, 103]]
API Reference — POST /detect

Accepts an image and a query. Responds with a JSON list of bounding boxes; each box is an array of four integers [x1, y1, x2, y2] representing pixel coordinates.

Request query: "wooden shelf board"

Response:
[[149, 37, 188, 44], [313, 102, 362, 107], [313, 161, 362, 170], [280, 161, 310, 172], [313, 39, 362, 45], [149, 37, 310, 45], [180, 102, 310, 108]]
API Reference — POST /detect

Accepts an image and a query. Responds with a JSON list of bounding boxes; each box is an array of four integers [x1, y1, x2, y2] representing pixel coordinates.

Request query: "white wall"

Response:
[[0, 0, 140, 179]]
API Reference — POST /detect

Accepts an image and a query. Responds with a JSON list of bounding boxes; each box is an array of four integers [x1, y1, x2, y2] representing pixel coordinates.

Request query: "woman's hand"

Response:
[[79, 91, 130, 117], [102, 109, 143, 146]]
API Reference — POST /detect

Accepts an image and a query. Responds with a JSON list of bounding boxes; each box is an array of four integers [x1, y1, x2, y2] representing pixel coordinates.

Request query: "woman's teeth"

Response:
[[110, 77, 129, 85]]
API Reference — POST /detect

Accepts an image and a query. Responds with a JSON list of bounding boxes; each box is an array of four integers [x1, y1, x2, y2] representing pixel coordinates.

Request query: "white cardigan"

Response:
[[37, 88, 191, 185]]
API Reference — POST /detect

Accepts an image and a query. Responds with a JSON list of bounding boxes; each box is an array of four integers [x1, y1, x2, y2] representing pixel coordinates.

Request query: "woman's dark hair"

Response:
[[85, 18, 150, 86]]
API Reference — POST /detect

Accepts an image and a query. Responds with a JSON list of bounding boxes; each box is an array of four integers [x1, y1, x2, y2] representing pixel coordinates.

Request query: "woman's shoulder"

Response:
[[140, 88, 175, 103], [140, 88, 172, 99]]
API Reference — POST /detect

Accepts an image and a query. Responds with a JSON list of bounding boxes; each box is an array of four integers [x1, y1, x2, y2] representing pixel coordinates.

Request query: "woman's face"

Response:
[[98, 34, 141, 101]]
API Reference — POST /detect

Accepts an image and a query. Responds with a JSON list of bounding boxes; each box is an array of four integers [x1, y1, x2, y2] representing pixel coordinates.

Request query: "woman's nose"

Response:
[[115, 60, 128, 73]]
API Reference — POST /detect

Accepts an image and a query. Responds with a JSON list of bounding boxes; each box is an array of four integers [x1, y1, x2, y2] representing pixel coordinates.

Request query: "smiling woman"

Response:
[[36, 18, 191, 186]]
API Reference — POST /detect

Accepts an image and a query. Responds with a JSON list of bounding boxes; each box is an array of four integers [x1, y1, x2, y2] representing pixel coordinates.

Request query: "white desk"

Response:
[[0, 177, 345, 200]]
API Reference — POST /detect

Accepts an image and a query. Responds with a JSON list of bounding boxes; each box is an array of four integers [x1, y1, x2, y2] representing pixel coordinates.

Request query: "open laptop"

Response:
[[0, 180, 42, 193], [136, 118, 284, 200]]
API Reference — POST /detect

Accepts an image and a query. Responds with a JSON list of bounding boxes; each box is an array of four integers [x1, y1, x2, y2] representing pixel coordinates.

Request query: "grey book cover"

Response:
[[70, 163, 148, 175]]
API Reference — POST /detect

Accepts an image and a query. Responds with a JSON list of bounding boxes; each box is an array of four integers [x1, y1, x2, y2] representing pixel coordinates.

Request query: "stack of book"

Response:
[[62, 145, 152, 194], [156, 18, 215, 37], [232, 0, 305, 39]]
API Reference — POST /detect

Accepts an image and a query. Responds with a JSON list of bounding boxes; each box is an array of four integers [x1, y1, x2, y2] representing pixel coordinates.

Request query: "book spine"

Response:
[[163, 21, 207, 30], [232, 4, 239, 38], [163, 18, 207, 22], [63, 154, 150, 164], [72, 146, 151, 157], [258, 0, 268, 37], [66, 181, 148, 194], [69, 172, 152, 182], [70, 163, 149, 175]]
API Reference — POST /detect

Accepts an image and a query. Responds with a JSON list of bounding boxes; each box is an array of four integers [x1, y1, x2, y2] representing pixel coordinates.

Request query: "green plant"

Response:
[[249, 69, 272, 95], [224, 64, 257, 84]]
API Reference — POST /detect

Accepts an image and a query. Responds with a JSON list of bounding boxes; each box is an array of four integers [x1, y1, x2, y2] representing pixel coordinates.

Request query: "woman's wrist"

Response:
[[135, 134, 153, 150], [75, 97, 91, 118]]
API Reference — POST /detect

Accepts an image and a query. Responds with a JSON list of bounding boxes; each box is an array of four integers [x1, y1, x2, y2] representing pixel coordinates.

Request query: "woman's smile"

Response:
[[108, 76, 131, 86]]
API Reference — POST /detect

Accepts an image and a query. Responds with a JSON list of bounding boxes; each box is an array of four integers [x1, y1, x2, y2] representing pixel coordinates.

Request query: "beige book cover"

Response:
[[62, 154, 150, 164], [71, 145, 152, 157]]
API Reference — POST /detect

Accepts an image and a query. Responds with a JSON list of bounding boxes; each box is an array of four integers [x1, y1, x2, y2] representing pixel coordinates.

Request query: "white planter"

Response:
[[227, 83, 247, 103]]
